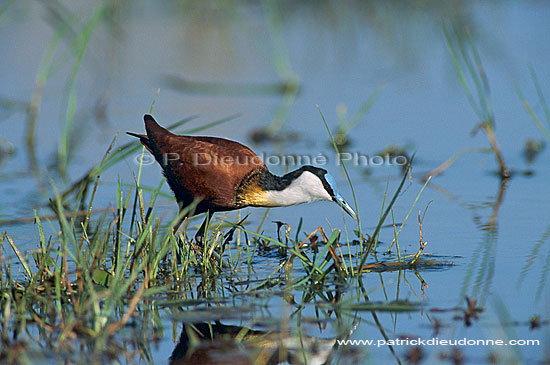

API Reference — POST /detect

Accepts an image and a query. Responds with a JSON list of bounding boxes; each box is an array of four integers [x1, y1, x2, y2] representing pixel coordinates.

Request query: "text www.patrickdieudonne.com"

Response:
[[337, 338, 540, 348]]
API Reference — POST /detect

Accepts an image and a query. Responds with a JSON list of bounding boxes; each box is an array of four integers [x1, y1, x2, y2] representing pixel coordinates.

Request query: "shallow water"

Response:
[[1, 0, 549, 363]]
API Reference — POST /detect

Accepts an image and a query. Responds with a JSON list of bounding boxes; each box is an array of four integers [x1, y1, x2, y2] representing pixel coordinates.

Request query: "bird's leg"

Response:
[[171, 206, 190, 265], [172, 215, 187, 237], [194, 211, 210, 246], [194, 212, 230, 269], [172, 202, 188, 236]]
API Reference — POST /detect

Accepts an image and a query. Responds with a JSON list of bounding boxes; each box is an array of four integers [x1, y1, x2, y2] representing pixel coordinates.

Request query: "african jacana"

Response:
[[127, 114, 357, 241], [169, 320, 344, 364]]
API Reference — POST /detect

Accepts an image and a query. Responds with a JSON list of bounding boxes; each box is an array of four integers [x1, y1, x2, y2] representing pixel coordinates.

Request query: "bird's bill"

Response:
[[334, 195, 358, 220]]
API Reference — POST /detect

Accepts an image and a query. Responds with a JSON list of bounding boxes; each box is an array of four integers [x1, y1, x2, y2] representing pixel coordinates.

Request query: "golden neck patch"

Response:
[[237, 184, 273, 207], [235, 168, 275, 207]]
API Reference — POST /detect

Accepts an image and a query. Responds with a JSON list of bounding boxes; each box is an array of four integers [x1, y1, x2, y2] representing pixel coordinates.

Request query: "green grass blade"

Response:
[[57, 5, 107, 175], [0, 0, 15, 19], [358, 156, 414, 274], [443, 26, 482, 120], [7, 236, 32, 280], [317, 106, 361, 233], [529, 66, 550, 127], [513, 82, 550, 141]]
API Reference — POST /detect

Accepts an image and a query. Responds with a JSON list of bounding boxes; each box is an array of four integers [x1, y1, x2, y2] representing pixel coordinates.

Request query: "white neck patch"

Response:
[[263, 171, 332, 207]]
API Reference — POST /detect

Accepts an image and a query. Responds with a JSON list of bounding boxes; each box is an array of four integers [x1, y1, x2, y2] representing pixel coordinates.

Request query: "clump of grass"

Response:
[[244, 0, 300, 143], [318, 105, 440, 277], [357, 156, 418, 274], [164, 75, 296, 97], [517, 223, 550, 301], [0, 130, 238, 361], [26, 24, 64, 174], [0, 0, 15, 18], [438, 25, 510, 179], [332, 86, 382, 149], [514, 67, 550, 141], [57, 5, 108, 178], [522, 139, 545, 165], [318, 105, 365, 271]]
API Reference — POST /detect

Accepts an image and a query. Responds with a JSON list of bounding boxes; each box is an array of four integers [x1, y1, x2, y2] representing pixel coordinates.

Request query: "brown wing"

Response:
[[133, 115, 265, 213]]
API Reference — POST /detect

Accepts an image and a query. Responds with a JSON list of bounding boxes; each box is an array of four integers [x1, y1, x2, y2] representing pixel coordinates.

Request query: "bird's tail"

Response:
[[128, 114, 174, 153], [126, 131, 154, 153], [143, 114, 171, 136]]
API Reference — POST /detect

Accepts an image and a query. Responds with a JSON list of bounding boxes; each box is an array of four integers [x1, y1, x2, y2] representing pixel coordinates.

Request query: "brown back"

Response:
[[142, 115, 265, 213]]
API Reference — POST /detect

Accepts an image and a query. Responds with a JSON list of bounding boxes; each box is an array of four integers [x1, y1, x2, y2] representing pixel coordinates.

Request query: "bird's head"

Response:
[[258, 165, 358, 220], [304, 166, 358, 220]]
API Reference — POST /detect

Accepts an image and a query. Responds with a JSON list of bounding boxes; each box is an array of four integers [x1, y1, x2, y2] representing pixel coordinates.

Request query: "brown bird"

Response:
[[127, 114, 356, 241], [169, 320, 345, 365]]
